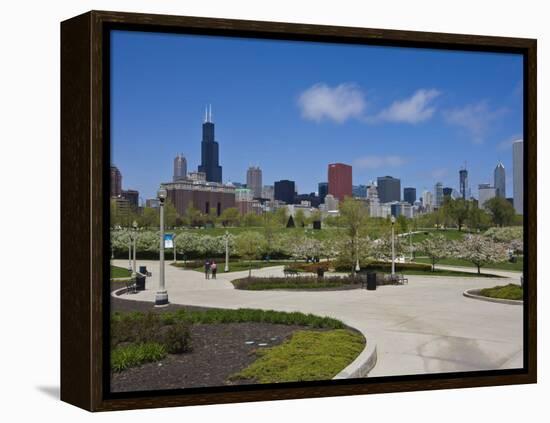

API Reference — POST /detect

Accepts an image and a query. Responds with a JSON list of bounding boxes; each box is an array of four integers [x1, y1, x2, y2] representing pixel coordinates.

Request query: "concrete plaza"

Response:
[[112, 259, 523, 378]]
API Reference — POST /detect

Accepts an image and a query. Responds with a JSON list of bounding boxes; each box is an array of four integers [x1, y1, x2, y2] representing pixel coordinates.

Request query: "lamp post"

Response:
[[155, 187, 169, 307], [355, 238, 360, 273], [391, 215, 396, 276], [131, 220, 138, 280], [224, 230, 229, 272], [127, 230, 132, 271]]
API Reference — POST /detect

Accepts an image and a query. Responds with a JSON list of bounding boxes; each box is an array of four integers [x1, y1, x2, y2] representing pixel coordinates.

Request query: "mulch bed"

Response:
[[109, 281, 314, 392]]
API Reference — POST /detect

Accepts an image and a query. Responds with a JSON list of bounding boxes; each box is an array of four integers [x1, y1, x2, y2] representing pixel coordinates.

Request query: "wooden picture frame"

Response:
[[61, 10, 537, 411]]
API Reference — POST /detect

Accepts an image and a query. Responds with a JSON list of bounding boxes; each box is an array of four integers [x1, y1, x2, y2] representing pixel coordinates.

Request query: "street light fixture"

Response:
[[391, 215, 396, 276], [155, 187, 169, 307], [224, 230, 230, 272], [131, 220, 138, 281]]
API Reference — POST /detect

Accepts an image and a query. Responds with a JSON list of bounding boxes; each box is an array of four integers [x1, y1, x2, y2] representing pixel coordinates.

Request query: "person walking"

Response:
[[211, 260, 217, 279], [204, 259, 211, 280]]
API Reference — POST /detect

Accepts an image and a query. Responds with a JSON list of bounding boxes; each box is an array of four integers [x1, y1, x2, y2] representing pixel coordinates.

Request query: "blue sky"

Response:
[[111, 30, 523, 202]]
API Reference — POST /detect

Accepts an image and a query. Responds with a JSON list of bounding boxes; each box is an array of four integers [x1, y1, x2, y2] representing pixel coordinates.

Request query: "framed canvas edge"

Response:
[[60, 10, 537, 412]]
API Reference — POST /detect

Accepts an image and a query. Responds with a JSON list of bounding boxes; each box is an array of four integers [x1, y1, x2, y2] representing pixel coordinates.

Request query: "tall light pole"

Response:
[[224, 230, 229, 272], [355, 237, 360, 273], [155, 187, 169, 307], [391, 215, 396, 276], [131, 220, 138, 280]]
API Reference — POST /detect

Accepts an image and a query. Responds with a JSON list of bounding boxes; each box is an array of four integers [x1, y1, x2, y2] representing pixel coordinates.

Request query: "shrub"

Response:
[[111, 342, 167, 372], [479, 284, 523, 301], [284, 262, 330, 273], [158, 321, 192, 353], [232, 275, 363, 291], [332, 259, 431, 273]]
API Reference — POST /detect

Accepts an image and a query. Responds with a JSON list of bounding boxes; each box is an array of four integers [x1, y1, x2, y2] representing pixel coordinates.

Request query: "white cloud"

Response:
[[354, 155, 407, 169], [297, 83, 366, 123], [443, 101, 507, 143], [372, 89, 440, 124]]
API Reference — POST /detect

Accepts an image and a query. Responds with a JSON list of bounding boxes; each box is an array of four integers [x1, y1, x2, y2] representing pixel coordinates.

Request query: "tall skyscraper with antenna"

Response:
[[198, 105, 222, 183], [494, 161, 506, 198]]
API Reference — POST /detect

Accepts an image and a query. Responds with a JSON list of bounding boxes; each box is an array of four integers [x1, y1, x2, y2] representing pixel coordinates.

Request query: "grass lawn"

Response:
[[414, 256, 523, 272], [173, 260, 295, 273], [408, 228, 468, 243], [403, 268, 501, 278], [479, 284, 523, 300], [229, 329, 365, 383], [111, 265, 131, 278]]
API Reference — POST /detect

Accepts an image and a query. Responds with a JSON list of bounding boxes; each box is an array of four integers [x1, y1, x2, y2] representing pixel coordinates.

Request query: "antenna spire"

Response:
[[204, 106, 208, 123], [209, 104, 212, 122]]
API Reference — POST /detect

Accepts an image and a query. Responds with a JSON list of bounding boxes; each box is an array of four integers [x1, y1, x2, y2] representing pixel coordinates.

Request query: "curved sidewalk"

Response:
[[112, 260, 523, 378]]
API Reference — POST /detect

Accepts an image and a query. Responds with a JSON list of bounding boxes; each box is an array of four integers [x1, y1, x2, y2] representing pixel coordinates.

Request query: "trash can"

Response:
[[317, 267, 325, 278], [139, 265, 147, 274], [135, 274, 146, 291], [366, 272, 377, 291]]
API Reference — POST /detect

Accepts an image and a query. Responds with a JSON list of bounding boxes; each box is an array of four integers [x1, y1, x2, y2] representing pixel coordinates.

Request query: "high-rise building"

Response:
[[162, 179, 235, 217], [198, 105, 222, 183], [352, 184, 368, 198], [173, 153, 187, 181], [459, 167, 468, 199], [434, 182, 444, 208], [442, 187, 453, 198], [328, 163, 352, 201], [274, 180, 296, 204], [246, 166, 263, 198], [377, 176, 401, 203], [318, 182, 328, 203], [262, 185, 274, 201], [110, 166, 122, 197], [513, 140, 523, 215], [121, 189, 139, 211], [478, 183, 496, 209], [324, 194, 339, 211], [422, 190, 434, 211], [494, 162, 506, 199], [403, 187, 416, 205]]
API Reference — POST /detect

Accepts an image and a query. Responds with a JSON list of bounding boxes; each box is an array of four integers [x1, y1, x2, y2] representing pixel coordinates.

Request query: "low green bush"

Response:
[[232, 275, 362, 291], [284, 262, 330, 273], [112, 308, 346, 330], [111, 342, 167, 372], [479, 284, 523, 301]]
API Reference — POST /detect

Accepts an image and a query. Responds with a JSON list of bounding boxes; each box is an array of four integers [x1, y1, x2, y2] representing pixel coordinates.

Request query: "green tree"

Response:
[[243, 212, 262, 227], [337, 198, 369, 275], [139, 207, 159, 228], [294, 209, 306, 227], [235, 231, 266, 277], [274, 207, 288, 226], [484, 197, 516, 227], [219, 207, 240, 227], [442, 198, 470, 231], [466, 205, 491, 232], [185, 205, 205, 227], [164, 200, 179, 229]]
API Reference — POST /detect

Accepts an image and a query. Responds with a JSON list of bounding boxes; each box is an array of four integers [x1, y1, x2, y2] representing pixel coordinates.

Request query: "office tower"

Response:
[[262, 185, 274, 201], [513, 140, 523, 214], [246, 166, 263, 198], [173, 153, 187, 181], [377, 176, 401, 203], [318, 182, 328, 203], [459, 167, 468, 199], [328, 163, 352, 201], [352, 184, 368, 198], [422, 190, 433, 210], [442, 187, 453, 198], [198, 105, 222, 183], [324, 194, 339, 211], [274, 180, 296, 204], [121, 189, 139, 211], [403, 187, 416, 205], [478, 183, 496, 209], [434, 182, 444, 208], [494, 162, 506, 199], [110, 166, 122, 197]]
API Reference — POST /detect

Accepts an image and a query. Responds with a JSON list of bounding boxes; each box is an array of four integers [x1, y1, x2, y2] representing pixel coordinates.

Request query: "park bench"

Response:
[[125, 279, 137, 294], [284, 268, 299, 277], [384, 273, 408, 285]]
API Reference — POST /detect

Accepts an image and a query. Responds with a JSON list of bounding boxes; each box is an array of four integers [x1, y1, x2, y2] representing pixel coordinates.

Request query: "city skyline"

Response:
[[111, 30, 523, 201]]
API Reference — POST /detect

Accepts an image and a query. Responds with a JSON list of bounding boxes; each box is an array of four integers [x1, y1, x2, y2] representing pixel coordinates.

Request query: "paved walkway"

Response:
[[113, 260, 523, 378]]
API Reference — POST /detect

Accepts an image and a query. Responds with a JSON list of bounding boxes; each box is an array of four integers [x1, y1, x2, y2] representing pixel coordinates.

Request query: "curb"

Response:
[[463, 288, 523, 306], [333, 340, 377, 379]]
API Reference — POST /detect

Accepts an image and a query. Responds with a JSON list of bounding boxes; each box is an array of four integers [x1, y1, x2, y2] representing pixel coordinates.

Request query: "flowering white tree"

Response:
[[420, 234, 451, 272], [456, 234, 509, 274], [372, 234, 404, 263]]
